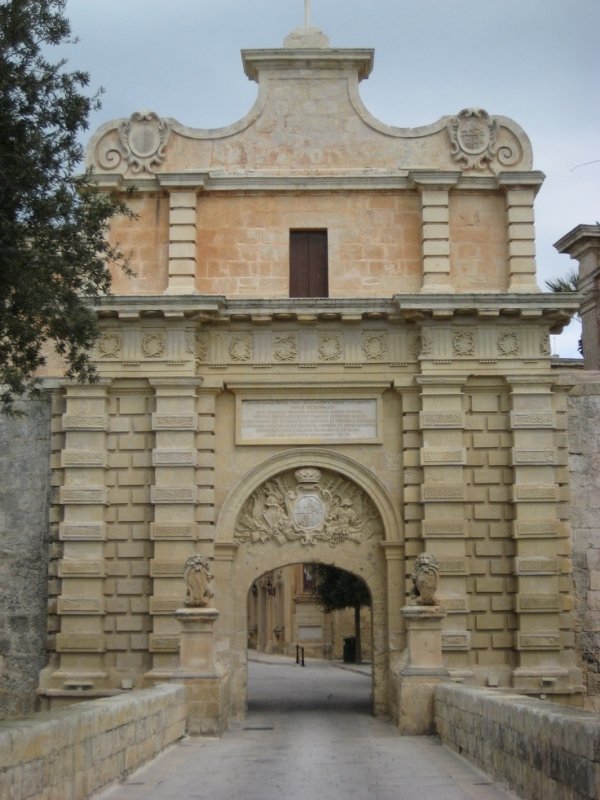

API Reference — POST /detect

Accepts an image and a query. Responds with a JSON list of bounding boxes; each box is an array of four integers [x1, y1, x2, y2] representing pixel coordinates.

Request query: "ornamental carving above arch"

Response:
[[95, 110, 171, 173], [234, 466, 383, 547]]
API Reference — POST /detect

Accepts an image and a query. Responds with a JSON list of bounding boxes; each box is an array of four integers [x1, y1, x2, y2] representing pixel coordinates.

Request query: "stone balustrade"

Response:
[[435, 683, 600, 800]]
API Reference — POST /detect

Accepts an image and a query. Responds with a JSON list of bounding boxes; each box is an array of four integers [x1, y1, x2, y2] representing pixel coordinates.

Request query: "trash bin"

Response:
[[343, 636, 356, 663]]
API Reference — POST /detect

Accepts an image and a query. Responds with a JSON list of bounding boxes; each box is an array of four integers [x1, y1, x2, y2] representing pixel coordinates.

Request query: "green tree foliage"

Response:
[[309, 564, 370, 663], [544, 268, 579, 294], [0, 0, 133, 412], [544, 268, 582, 356]]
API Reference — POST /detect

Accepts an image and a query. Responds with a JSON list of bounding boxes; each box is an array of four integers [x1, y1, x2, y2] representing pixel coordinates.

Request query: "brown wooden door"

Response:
[[289, 230, 328, 297]]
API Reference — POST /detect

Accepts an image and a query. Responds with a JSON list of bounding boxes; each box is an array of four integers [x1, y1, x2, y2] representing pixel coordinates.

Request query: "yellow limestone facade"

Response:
[[39, 27, 583, 722]]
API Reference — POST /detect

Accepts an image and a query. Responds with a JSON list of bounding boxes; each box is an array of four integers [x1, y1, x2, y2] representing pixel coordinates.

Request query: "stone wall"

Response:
[[435, 683, 600, 800], [0, 397, 52, 719], [0, 683, 186, 800], [567, 372, 600, 709]]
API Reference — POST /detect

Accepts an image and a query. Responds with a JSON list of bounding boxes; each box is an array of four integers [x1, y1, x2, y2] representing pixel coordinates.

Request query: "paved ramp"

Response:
[[94, 656, 519, 800]]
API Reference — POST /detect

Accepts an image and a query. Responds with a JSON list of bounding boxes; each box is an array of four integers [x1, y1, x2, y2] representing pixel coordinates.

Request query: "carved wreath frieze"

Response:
[[362, 333, 387, 361], [318, 334, 343, 361], [234, 467, 382, 547], [273, 335, 297, 362], [141, 333, 166, 359], [452, 329, 475, 357], [230, 335, 253, 362], [497, 332, 520, 356], [97, 333, 121, 359]]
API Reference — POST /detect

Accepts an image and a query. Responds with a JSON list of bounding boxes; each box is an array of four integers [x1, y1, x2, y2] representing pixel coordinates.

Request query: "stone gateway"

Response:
[[35, 25, 583, 728]]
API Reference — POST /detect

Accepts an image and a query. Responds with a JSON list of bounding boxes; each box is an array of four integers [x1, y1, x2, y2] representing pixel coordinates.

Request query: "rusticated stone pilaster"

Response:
[[508, 376, 582, 695]]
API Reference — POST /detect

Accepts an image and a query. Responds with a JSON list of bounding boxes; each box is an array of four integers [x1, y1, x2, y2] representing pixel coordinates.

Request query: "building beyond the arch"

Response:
[[33, 25, 584, 719]]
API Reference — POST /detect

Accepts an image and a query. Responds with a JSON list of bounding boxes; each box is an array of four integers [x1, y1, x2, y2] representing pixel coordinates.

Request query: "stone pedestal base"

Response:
[[146, 608, 229, 736], [397, 605, 448, 735], [176, 607, 220, 673]]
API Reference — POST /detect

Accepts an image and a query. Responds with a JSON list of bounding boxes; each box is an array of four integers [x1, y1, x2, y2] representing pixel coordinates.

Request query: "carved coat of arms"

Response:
[[118, 110, 171, 173], [448, 108, 497, 170], [235, 467, 382, 547]]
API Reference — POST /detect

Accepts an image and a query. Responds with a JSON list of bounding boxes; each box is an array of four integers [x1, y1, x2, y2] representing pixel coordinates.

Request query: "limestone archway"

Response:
[[213, 449, 404, 720]]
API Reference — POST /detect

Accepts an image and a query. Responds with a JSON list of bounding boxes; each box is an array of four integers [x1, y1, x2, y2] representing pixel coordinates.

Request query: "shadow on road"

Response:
[[247, 656, 373, 715]]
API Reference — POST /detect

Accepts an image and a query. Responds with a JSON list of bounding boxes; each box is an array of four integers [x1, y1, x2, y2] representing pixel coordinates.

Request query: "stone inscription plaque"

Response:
[[238, 398, 379, 444]]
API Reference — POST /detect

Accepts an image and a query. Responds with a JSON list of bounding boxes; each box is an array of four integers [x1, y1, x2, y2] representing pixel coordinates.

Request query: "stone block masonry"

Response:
[[0, 397, 51, 718], [0, 683, 186, 800], [435, 683, 600, 800], [567, 372, 600, 711]]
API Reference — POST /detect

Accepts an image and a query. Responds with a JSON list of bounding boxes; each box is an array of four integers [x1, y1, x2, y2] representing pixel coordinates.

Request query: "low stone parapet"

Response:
[[435, 684, 600, 800], [0, 683, 186, 800]]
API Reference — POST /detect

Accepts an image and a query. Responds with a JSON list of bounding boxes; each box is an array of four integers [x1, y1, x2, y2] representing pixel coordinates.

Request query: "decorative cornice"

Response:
[[554, 224, 600, 258], [241, 47, 374, 82], [90, 170, 544, 194], [497, 171, 546, 189], [89, 294, 578, 332]]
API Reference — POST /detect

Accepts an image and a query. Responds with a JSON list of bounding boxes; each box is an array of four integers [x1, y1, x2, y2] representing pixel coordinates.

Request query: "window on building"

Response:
[[289, 229, 328, 297]]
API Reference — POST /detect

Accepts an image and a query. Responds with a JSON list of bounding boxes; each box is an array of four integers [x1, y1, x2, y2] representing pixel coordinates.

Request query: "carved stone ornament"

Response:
[[448, 108, 497, 170], [141, 332, 166, 358], [362, 333, 387, 361], [195, 333, 209, 365], [185, 332, 196, 356], [409, 552, 440, 606], [540, 333, 551, 356], [411, 331, 433, 359], [234, 467, 382, 547], [452, 329, 475, 357], [273, 335, 297, 362], [118, 111, 171, 173], [183, 554, 214, 608], [97, 332, 121, 359], [318, 334, 343, 362], [497, 331, 520, 356], [230, 335, 252, 362]]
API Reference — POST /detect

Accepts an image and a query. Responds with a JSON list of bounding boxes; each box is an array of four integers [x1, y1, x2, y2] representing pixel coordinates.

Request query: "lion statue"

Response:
[[183, 553, 215, 608], [409, 552, 439, 606]]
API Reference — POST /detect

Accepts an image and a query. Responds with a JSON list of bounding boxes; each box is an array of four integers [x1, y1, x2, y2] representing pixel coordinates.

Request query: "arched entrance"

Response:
[[248, 563, 372, 662], [213, 449, 404, 720], [247, 562, 374, 709]]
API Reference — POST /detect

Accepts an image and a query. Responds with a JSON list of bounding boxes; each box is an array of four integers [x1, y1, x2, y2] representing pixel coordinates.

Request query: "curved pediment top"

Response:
[[86, 39, 533, 176]]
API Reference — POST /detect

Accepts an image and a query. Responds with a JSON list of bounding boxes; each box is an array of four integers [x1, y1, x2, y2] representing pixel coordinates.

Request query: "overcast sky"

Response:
[[58, 0, 600, 357]]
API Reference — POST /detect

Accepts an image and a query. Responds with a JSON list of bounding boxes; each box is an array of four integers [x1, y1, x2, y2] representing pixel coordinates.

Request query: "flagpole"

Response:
[[304, 0, 311, 28]]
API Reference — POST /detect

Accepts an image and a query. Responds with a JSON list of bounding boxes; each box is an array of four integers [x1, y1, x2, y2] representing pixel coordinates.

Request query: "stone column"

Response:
[[412, 172, 459, 294], [381, 542, 405, 657], [43, 383, 110, 695], [146, 380, 203, 677], [398, 605, 448, 734], [499, 177, 541, 293], [213, 542, 241, 717], [554, 224, 600, 370], [417, 376, 472, 678], [164, 189, 198, 295], [509, 376, 582, 695]]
